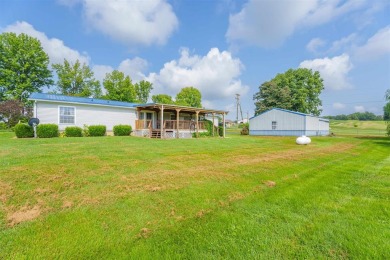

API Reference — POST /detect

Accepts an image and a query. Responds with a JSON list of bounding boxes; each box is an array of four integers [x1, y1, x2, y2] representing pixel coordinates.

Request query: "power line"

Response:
[[322, 100, 386, 105]]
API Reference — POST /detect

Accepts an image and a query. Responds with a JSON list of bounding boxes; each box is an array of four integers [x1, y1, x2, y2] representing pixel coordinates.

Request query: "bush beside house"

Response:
[[37, 124, 59, 138], [14, 123, 34, 138], [88, 125, 106, 136], [65, 126, 83, 137], [113, 125, 132, 136]]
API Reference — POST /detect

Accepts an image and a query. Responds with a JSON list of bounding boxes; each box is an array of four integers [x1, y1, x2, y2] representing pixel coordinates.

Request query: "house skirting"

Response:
[[133, 129, 206, 139], [249, 130, 329, 136]]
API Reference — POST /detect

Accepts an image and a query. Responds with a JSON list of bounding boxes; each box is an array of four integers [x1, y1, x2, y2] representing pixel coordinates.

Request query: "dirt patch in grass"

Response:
[[61, 200, 73, 209], [7, 205, 41, 226], [0, 181, 12, 204], [264, 180, 276, 187], [137, 227, 151, 238]]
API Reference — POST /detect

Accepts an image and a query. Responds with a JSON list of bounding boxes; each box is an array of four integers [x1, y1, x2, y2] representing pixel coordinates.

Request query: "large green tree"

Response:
[[134, 80, 153, 103], [384, 89, 390, 120], [385, 89, 390, 136], [0, 32, 53, 104], [175, 86, 202, 108], [254, 68, 324, 116], [151, 94, 175, 104], [52, 59, 101, 98], [102, 70, 136, 102]]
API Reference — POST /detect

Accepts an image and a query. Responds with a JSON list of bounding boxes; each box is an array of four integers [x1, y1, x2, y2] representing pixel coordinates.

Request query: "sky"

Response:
[[1, 0, 389, 119]]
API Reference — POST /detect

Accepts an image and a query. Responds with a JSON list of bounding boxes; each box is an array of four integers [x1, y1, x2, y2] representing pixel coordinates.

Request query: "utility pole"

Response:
[[235, 94, 243, 123]]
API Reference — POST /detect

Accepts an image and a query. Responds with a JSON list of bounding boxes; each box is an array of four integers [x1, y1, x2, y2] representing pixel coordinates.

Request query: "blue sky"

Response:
[[1, 0, 389, 119]]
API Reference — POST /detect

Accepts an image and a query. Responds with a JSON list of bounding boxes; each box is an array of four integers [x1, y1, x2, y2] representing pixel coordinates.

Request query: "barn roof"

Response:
[[250, 108, 329, 121]]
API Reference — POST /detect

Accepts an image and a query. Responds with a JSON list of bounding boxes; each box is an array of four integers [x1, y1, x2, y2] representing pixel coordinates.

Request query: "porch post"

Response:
[[212, 113, 215, 137], [223, 112, 226, 138], [176, 109, 181, 138], [195, 111, 199, 138], [160, 105, 164, 139]]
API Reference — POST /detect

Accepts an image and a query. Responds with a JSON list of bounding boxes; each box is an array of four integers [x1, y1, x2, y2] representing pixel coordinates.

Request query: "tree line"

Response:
[[0, 32, 202, 128], [324, 112, 383, 121]]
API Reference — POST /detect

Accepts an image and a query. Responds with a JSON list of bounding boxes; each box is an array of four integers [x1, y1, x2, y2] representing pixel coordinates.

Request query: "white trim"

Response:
[[58, 105, 76, 125], [30, 99, 136, 110]]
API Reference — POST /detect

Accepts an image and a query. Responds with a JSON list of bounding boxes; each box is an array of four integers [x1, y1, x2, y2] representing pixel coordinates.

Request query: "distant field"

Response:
[[0, 132, 389, 258], [330, 120, 387, 136]]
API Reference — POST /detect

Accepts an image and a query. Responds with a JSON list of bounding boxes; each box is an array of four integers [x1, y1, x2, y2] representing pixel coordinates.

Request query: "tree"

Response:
[[102, 70, 136, 102], [175, 87, 202, 108], [52, 59, 101, 98], [384, 89, 390, 120], [0, 32, 53, 104], [134, 80, 153, 103], [0, 100, 24, 127], [253, 68, 324, 116], [151, 94, 175, 104], [385, 89, 390, 136]]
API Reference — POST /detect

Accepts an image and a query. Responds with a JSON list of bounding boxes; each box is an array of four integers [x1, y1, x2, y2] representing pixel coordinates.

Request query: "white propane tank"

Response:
[[296, 135, 311, 145]]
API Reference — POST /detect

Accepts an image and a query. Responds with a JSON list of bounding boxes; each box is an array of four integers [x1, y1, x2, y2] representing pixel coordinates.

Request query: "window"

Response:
[[272, 121, 277, 130], [146, 112, 153, 120], [59, 106, 75, 124]]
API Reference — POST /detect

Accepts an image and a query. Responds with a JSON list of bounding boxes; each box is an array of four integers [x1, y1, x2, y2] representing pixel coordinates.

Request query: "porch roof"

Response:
[[135, 103, 228, 115]]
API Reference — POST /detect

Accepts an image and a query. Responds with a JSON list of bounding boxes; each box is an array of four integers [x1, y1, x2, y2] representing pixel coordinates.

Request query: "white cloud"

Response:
[[333, 102, 346, 109], [329, 33, 357, 53], [146, 48, 249, 103], [118, 57, 148, 82], [80, 0, 178, 46], [306, 38, 326, 53], [2, 21, 90, 65], [354, 26, 390, 61], [299, 54, 353, 90], [93, 57, 148, 83], [226, 0, 369, 48], [92, 65, 113, 83], [354, 105, 365, 112]]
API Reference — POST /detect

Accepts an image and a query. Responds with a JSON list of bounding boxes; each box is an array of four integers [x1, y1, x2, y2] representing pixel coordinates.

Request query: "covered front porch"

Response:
[[133, 103, 227, 139]]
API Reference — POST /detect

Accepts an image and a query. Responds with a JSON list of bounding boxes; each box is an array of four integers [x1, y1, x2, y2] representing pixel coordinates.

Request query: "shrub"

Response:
[[218, 126, 224, 137], [113, 124, 132, 136], [0, 122, 8, 130], [240, 125, 249, 135], [36, 124, 59, 138], [65, 126, 83, 137], [88, 125, 106, 137], [82, 124, 90, 137], [14, 123, 34, 138]]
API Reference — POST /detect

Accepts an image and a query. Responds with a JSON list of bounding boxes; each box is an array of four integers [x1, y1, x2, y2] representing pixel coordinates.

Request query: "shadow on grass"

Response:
[[354, 136, 390, 148]]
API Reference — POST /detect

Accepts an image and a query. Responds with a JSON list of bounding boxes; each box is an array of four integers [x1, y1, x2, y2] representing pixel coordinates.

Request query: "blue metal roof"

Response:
[[250, 108, 328, 120], [29, 93, 139, 108]]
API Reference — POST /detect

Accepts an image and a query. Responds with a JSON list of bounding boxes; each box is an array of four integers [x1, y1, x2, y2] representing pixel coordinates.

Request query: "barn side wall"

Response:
[[250, 110, 305, 136]]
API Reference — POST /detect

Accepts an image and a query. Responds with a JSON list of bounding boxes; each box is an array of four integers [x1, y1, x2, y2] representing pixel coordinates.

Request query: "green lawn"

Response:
[[0, 132, 389, 258], [330, 120, 387, 136]]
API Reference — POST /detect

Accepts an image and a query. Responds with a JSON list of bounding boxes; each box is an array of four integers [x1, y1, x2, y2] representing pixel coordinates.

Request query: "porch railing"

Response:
[[135, 120, 152, 130], [135, 120, 206, 130]]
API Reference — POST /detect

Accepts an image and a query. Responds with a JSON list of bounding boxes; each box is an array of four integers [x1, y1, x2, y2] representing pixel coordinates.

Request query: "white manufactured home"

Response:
[[29, 93, 227, 138], [249, 108, 329, 136]]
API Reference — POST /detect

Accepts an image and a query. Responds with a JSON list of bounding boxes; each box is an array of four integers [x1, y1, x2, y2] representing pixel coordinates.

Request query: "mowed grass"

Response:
[[0, 132, 389, 258], [330, 120, 387, 136]]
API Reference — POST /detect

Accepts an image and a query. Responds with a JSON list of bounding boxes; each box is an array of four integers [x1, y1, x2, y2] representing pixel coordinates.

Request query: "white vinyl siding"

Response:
[[59, 106, 75, 124], [35, 101, 136, 131]]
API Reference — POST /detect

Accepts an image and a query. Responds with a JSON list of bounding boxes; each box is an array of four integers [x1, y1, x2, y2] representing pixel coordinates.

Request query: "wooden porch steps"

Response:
[[150, 130, 161, 138]]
